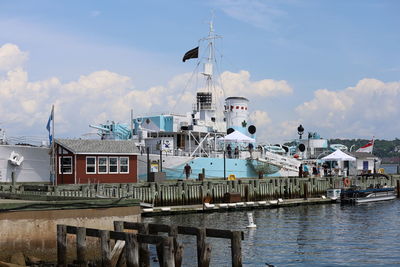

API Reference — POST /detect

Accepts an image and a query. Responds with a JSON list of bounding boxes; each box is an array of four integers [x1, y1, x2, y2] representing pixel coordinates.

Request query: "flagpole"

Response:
[[51, 105, 55, 186]]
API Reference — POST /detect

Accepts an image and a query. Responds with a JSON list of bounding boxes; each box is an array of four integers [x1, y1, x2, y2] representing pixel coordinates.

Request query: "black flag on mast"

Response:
[[182, 46, 199, 62]]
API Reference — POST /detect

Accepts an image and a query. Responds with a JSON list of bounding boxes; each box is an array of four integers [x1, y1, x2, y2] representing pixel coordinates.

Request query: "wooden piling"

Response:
[[397, 180, 400, 198], [303, 183, 308, 200], [162, 237, 175, 267], [200, 243, 212, 267], [231, 231, 242, 267], [57, 224, 67, 267], [100, 230, 112, 267], [112, 221, 126, 267], [76, 227, 87, 267], [138, 223, 150, 267], [196, 228, 206, 267], [124, 233, 139, 267], [169, 225, 183, 267], [196, 228, 211, 267]]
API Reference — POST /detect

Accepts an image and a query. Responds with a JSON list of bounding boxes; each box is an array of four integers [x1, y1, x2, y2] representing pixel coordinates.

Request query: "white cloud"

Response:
[[250, 110, 271, 126], [295, 78, 400, 139], [221, 70, 292, 97], [0, 43, 28, 71], [0, 44, 295, 140]]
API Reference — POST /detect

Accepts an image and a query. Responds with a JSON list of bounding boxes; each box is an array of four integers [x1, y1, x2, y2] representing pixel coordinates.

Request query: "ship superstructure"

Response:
[[89, 20, 301, 180]]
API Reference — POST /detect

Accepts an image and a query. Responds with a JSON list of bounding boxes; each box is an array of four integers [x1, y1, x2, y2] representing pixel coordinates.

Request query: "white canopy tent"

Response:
[[322, 149, 356, 161], [322, 149, 356, 176], [219, 131, 255, 143]]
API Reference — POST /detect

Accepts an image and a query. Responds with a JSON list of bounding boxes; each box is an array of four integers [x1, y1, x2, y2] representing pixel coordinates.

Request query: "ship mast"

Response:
[[200, 16, 221, 93]]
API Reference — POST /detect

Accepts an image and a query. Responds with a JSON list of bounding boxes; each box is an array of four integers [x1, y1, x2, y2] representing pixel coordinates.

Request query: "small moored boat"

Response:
[[328, 186, 396, 204]]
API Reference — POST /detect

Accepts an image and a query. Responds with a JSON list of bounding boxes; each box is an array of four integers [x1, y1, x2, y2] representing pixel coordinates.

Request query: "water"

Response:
[[381, 164, 399, 174], [144, 201, 400, 266]]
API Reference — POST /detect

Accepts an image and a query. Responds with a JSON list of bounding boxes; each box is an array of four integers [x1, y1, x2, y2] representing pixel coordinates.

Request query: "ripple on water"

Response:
[[144, 200, 400, 266]]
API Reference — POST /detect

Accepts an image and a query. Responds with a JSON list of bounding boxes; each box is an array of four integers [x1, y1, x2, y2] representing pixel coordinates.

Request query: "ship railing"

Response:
[[4, 136, 49, 147]]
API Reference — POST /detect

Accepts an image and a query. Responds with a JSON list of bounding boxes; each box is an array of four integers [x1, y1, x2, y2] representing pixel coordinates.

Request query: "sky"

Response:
[[0, 0, 399, 143]]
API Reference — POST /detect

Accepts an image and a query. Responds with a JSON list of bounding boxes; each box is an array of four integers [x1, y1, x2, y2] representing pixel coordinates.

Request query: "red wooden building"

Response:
[[54, 139, 138, 184]]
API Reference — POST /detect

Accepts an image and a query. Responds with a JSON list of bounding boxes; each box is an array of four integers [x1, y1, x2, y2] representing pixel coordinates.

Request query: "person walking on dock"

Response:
[[184, 163, 192, 180]]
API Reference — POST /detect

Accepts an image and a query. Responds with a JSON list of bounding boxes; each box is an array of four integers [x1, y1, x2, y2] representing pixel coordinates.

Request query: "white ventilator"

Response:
[[9, 151, 24, 166], [246, 212, 256, 228]]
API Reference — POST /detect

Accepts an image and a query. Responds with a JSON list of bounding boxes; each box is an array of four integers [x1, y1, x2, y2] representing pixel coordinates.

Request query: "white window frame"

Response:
[[98, 156, 108, 174], [119, 157, 129, 174], [86, 156, 97, 174], [59, 156, 72, 174], [109, 157, 119, 174]]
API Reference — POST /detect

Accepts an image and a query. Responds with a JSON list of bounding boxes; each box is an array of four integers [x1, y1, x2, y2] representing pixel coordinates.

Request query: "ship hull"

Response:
[[137, 154, 296, 180], [0, 145, 51, 183]]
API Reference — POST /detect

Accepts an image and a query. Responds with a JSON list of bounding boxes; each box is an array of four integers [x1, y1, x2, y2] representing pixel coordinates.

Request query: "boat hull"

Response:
[[137, 154, 297, 180], [355, 193, 396, 203], [340, 188, 396, 204]]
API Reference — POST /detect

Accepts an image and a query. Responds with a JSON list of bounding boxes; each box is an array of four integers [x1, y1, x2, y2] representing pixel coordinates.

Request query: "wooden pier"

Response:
[[57, 222, 244, 267], [1, 175, 398, 207]]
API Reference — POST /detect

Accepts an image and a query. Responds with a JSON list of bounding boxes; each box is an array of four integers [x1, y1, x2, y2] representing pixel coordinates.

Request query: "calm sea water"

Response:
[[381, 164, 399, 174], [144, 200, 400, 266]]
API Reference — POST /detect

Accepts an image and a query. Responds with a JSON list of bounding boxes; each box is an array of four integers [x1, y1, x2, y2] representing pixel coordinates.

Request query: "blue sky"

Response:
[[0, 0, 399, 143]]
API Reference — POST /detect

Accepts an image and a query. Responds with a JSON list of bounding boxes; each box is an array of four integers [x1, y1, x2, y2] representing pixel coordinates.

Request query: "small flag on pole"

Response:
[[46, 106, 54, 145], [182, 46, 199, 62]]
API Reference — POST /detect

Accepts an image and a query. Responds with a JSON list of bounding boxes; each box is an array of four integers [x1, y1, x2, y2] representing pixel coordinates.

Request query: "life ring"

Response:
[[343, 178, 350, 187]]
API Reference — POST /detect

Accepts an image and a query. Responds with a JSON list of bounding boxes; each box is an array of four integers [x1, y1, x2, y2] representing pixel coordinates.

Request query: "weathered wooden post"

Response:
[[113, 221, 127, 267], [231, 231, 242, 267], [57, 224, 67, 267], [202, 244, 212, 267], [76, 227, 87, 267], [169, 225, 183, 267], [124, 233, 139, 267], [138, 223, 150, 267], [303, 183, 308, 200], [100, 230, 112, 267], [244, 185, 249, 202], [163, 237, 175, 267], [397, 179, 400, 198], [196, 228, 211, 267]]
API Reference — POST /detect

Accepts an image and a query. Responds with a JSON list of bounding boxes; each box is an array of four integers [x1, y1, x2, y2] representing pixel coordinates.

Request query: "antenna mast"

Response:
[[201, 13, 221, 92]]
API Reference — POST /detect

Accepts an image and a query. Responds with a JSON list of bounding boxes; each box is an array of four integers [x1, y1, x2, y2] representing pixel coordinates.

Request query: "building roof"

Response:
[[349, 152, 379, 159], [56, 139, 139, 154]]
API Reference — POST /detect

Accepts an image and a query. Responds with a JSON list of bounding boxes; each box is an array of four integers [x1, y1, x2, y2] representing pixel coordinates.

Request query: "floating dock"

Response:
[[141, 197, 334, 216]]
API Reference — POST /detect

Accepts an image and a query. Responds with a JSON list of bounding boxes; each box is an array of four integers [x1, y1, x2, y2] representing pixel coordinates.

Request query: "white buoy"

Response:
[[246, 212, 256, 228]]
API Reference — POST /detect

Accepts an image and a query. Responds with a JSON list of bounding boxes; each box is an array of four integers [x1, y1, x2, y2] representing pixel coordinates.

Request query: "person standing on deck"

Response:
[[183, 164, 192, 180], [234, 147, 239, 158], [248, 143, 254, 158], [298, 164, 303, 178], [303, 164, 309, 178], [227, 144, 232, 158]]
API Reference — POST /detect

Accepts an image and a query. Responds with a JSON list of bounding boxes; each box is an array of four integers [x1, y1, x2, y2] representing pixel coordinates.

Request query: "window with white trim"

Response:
[[86, 157, 96, 174], [59, 156, 72, 174], [119, 157, 129, 173], [98, 157, 108, 174], [109, 157, 118, 173]]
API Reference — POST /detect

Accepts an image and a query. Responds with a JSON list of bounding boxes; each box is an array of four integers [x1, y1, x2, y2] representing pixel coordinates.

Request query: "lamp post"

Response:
[[297, 125, 304, 139]]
